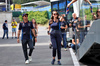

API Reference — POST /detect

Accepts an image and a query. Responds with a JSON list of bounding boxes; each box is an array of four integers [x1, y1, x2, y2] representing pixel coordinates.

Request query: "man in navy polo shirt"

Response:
[[2, 20, 9, 39], [17, 13, 37, 64]]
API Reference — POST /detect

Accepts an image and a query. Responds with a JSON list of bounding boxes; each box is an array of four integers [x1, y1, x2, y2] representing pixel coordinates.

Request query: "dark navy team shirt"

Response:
[[71, 18, 78, 31], [50, 21, 61, 30], [61, 21, 67, 33], [3, 23, 8, 30], [18, 21, 34, 40], [85, 20, 90, 32], [78, 20, 90, 32]]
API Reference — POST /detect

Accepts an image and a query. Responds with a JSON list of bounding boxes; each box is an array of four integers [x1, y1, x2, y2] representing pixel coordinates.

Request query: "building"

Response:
[[0, 0, 12, 11]]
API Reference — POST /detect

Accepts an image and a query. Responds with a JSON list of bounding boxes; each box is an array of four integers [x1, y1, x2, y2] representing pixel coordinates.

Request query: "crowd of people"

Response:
[[1, 3, 100, 65], [48, 8, 100, 65]]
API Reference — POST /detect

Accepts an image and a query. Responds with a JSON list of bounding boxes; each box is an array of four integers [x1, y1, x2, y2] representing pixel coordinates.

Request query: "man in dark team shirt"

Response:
[[2, 20, 9, 39], [69, 13, 78, 32], [17, 13, 37, 64], [60, 16, 68, 51], [78, 16, 90, 44]]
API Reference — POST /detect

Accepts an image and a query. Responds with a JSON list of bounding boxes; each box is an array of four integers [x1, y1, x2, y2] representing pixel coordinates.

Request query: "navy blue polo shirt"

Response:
[[61, 21, 67, 33], [18, 21, 34, 40], [50, 21, 61, 30], [3, 23, 8, 30], [85, 20, 90, 32]]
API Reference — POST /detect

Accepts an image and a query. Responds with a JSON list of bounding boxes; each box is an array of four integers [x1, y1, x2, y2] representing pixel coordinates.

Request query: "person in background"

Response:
[[93, 9, 100, 20], [60, 16, 68, 51], [70, 13, 78, 32], [84, 15, 90, 36], [78, 16, 90, 44], [31, 18, 38, 48], [11, 19, 17, 39], [17, 13, 37, 64], [71, 35, 80, 50], [2, 20, 9, 39], [48, 11, 62, 65]]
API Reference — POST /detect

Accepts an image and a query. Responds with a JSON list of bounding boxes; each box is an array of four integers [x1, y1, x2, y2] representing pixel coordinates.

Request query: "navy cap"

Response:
[[22, 13, 28, 17]]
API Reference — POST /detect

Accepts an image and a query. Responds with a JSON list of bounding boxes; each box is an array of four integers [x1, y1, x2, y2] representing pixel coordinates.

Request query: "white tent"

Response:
[[21, 1, 51, 6], [0, 2, 6, 5]]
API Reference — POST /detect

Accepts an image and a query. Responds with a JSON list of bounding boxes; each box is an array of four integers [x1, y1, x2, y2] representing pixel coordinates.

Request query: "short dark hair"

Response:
[[96, 9, 100, 17], [5, 20, 7, 22]]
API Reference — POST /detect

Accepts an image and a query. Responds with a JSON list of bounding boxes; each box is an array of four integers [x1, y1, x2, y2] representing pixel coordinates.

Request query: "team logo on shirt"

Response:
[[22, 23, 25, 27], [28, 23, 30, 26]]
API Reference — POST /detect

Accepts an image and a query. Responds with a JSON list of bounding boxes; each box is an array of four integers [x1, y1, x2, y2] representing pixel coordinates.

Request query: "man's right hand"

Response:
[[17, 39, 20, 43], [48, 33, 50, 35], [35, 38, 37, 42]]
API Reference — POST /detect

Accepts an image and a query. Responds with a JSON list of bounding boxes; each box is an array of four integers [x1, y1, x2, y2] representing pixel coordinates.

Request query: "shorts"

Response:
[[12, 28, 16, 32]]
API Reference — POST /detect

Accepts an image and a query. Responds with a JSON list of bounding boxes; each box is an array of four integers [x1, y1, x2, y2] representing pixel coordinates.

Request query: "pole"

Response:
[[75, 29, 77, 54], [5, 0, 7, 11], [9, 0, 10, 11]]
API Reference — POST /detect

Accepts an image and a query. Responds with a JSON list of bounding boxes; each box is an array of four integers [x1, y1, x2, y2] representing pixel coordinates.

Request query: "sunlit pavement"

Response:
[[0, 23, 98, 66]]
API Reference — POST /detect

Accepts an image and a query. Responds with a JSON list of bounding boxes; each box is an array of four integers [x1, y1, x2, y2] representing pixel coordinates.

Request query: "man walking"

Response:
[[2, 20, 9, 39], [11, 19, 17, 39], [17, 13, 37, 64]]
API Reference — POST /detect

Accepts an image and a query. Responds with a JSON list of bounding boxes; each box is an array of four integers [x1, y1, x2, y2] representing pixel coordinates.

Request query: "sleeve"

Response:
[[16, 22, 17, 25], [87, 21, 90, 25], [18, 23, 22, 30], [49, 20, 51, 26], [30, 22, 34, 29]]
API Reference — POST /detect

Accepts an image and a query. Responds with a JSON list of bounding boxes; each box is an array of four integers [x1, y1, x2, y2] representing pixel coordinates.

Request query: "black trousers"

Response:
[[22, 39, 34, 61]]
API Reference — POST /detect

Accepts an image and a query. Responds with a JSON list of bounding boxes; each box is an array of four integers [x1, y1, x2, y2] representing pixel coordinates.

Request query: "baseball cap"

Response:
[[22, 13, 28, 17]]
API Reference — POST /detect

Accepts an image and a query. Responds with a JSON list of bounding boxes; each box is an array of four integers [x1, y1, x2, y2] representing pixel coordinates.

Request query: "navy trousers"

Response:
[[50, 30, 62, 59], [2, 30, 8, 39]]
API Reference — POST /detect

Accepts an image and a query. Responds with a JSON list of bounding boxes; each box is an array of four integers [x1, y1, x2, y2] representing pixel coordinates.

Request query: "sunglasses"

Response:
[[53, 13, 58, 15], [24, 15, 28, 17]]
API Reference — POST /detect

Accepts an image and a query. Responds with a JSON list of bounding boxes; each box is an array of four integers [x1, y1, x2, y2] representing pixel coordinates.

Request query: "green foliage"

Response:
[[80, 7, 97, 20], [49, 9, 51, 12], [19, 11, 48, 25], [19, 15, 23, 21]]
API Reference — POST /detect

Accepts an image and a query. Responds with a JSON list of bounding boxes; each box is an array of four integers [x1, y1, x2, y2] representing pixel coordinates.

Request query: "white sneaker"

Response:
[[64, 48, 67, 51], [25, 60, 29, 64], [29, 56, 32, 62]]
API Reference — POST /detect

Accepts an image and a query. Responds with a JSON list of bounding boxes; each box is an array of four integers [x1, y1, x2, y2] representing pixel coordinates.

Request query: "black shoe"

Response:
[[51, 59, 55, 65], [49, 44, 52, 49], [58, 61, 62, 65], [2, 38, 4, 39], [7, 37, 9, 39], [12, 37, 13, 39], [15, 37, 17, 39]]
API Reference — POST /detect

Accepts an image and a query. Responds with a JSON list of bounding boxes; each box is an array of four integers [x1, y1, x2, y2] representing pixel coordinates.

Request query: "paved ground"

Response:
[[0, 23, 99, 66], [0, 24, 74, 66]]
